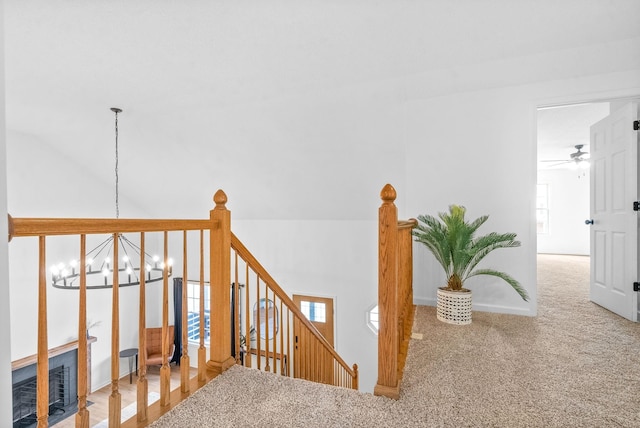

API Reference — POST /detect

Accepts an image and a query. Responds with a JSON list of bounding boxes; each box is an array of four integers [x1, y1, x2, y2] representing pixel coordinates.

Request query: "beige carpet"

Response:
[[150, 254, 640, 427]]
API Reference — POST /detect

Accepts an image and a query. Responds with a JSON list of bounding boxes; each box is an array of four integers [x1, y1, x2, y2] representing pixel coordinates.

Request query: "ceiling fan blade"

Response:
[[571, 150, 588, 159]]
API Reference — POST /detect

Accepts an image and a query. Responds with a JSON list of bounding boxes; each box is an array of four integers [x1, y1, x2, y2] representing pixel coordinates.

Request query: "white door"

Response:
[[589, 102, 639, 322]]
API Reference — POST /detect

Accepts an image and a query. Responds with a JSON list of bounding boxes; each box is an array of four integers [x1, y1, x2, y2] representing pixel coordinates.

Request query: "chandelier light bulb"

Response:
[[102, 267, 110, 277]]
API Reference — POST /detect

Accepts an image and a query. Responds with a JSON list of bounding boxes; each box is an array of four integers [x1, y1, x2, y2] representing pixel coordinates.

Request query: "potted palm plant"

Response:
[[413, 205, 529, 325]]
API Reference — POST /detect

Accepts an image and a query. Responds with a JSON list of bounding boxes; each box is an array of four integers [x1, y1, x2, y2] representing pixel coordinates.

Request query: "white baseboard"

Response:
[[413, 297, 532, 317]]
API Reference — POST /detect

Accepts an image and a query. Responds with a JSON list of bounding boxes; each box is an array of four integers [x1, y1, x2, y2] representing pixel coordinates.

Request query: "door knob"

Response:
[[585, 219, 594, 225]]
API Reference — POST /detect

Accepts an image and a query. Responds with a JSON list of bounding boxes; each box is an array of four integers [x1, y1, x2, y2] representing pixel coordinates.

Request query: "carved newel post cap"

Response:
[[380, 184, 397, 203], [213, 189, 228, 208]]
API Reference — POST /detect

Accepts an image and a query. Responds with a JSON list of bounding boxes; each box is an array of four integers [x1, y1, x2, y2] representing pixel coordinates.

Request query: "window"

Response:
[[186, 281, 210, 344], [300, 300, 326, 323], [537, 184, 550, 234], [366, 304, 379, 335]]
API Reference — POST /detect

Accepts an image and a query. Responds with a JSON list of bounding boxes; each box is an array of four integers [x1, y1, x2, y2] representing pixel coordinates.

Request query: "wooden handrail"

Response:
[[8, 217, 211, 239]]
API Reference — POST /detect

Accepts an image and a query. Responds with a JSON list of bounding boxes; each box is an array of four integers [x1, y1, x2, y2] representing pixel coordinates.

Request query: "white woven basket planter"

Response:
[[436, 288, 472, 325]]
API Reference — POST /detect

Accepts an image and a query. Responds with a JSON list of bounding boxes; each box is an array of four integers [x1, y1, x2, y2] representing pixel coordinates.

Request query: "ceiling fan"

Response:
[[540, 144, 590, 169]]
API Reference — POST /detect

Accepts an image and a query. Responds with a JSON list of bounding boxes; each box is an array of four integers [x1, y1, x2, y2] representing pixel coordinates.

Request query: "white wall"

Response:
[[537, 168, 590, 255], [0, 0, 13, 423], [405, 85, 537, 315]]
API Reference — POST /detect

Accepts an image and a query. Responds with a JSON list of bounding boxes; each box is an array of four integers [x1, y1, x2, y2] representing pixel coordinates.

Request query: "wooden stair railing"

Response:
[[374, 184, 417, 400], [230, 233, 358, 389], [7, 189, 357, 428]]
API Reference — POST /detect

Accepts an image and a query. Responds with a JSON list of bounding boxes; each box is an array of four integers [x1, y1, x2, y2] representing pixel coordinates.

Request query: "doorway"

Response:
[[536, 99, 640, 321], [536, 102, 608, 257]]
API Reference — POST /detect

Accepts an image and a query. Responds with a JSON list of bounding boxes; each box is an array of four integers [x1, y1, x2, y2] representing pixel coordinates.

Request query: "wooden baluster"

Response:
[[244, 264, 251, 368], [297, 321, 302, 379], [256, 275, 261, 370], [264, 282, 270, 372], [311, 336, 316, 382], [109, 233, 121, 427], [286, 307, 290, 377], [353, 363, 359, 390], [207, 190, 235, 374], [315, 337, 319, 383], [315, 336, 320, 382], [76, 235, 90, 428], [302, 326, 311, 380], [279, 299, 284, 375], [137, 233, 148, 423], [160, 231, 170, 406], [319, 339, 323, 383], [304, 327, 310, 380], [264, 285, 270, 372], [37, 236, 48, 428], [198, 230, 206, 382], [374, 184, 400, 399], [233, 253, 240, 364], [181, 231, 190, 393], [272, 289, 277, 373]]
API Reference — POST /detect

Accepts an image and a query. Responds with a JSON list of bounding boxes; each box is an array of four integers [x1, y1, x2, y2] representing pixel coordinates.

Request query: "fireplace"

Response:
[[12, 349, 78, 427]]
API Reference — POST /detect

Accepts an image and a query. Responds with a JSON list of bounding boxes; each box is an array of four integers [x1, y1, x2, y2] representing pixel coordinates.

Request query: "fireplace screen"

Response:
[[13, 365, 71, 427]]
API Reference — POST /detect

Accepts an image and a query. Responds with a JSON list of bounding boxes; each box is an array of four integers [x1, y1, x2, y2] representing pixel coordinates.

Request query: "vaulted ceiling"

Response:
[[5, 1, 640, 217]]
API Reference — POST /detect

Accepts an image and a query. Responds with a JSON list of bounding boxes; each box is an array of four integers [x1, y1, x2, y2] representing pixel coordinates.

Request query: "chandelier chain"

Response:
[[113, 108, 120, 219], [50, 107, 173, 290]]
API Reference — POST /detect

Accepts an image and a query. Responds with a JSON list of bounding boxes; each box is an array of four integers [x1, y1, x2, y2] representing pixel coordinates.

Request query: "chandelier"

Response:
[[50, 107, 172, 290]]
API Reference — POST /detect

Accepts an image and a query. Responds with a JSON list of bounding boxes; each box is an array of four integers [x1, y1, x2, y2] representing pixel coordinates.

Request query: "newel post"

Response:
[[374, 184, 400, 399], [207, 190, 235, 374]]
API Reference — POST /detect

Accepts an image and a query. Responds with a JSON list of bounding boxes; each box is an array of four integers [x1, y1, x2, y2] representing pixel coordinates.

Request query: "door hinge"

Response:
[[634, 282, 640, 292], [634, 120, 639, 131], [634, 201, 640, 211]]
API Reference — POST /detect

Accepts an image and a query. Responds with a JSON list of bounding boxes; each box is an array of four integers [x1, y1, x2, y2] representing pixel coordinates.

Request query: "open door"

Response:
[[589, 102, 639, 322]]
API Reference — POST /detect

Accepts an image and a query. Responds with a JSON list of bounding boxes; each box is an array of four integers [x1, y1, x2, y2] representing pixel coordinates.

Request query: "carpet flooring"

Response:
[[150, 254, 640, 427]]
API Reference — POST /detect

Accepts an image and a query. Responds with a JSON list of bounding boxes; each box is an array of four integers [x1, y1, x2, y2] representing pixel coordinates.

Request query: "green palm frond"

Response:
[[414, 205, 527, 300], [467, 269, 529, 302], [414, 214, 452, 277], [462, 232, 520, 280]]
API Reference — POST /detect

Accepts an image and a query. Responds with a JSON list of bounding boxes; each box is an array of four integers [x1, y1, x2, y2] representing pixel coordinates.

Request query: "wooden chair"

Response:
[[146, 325, 175, 366]]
